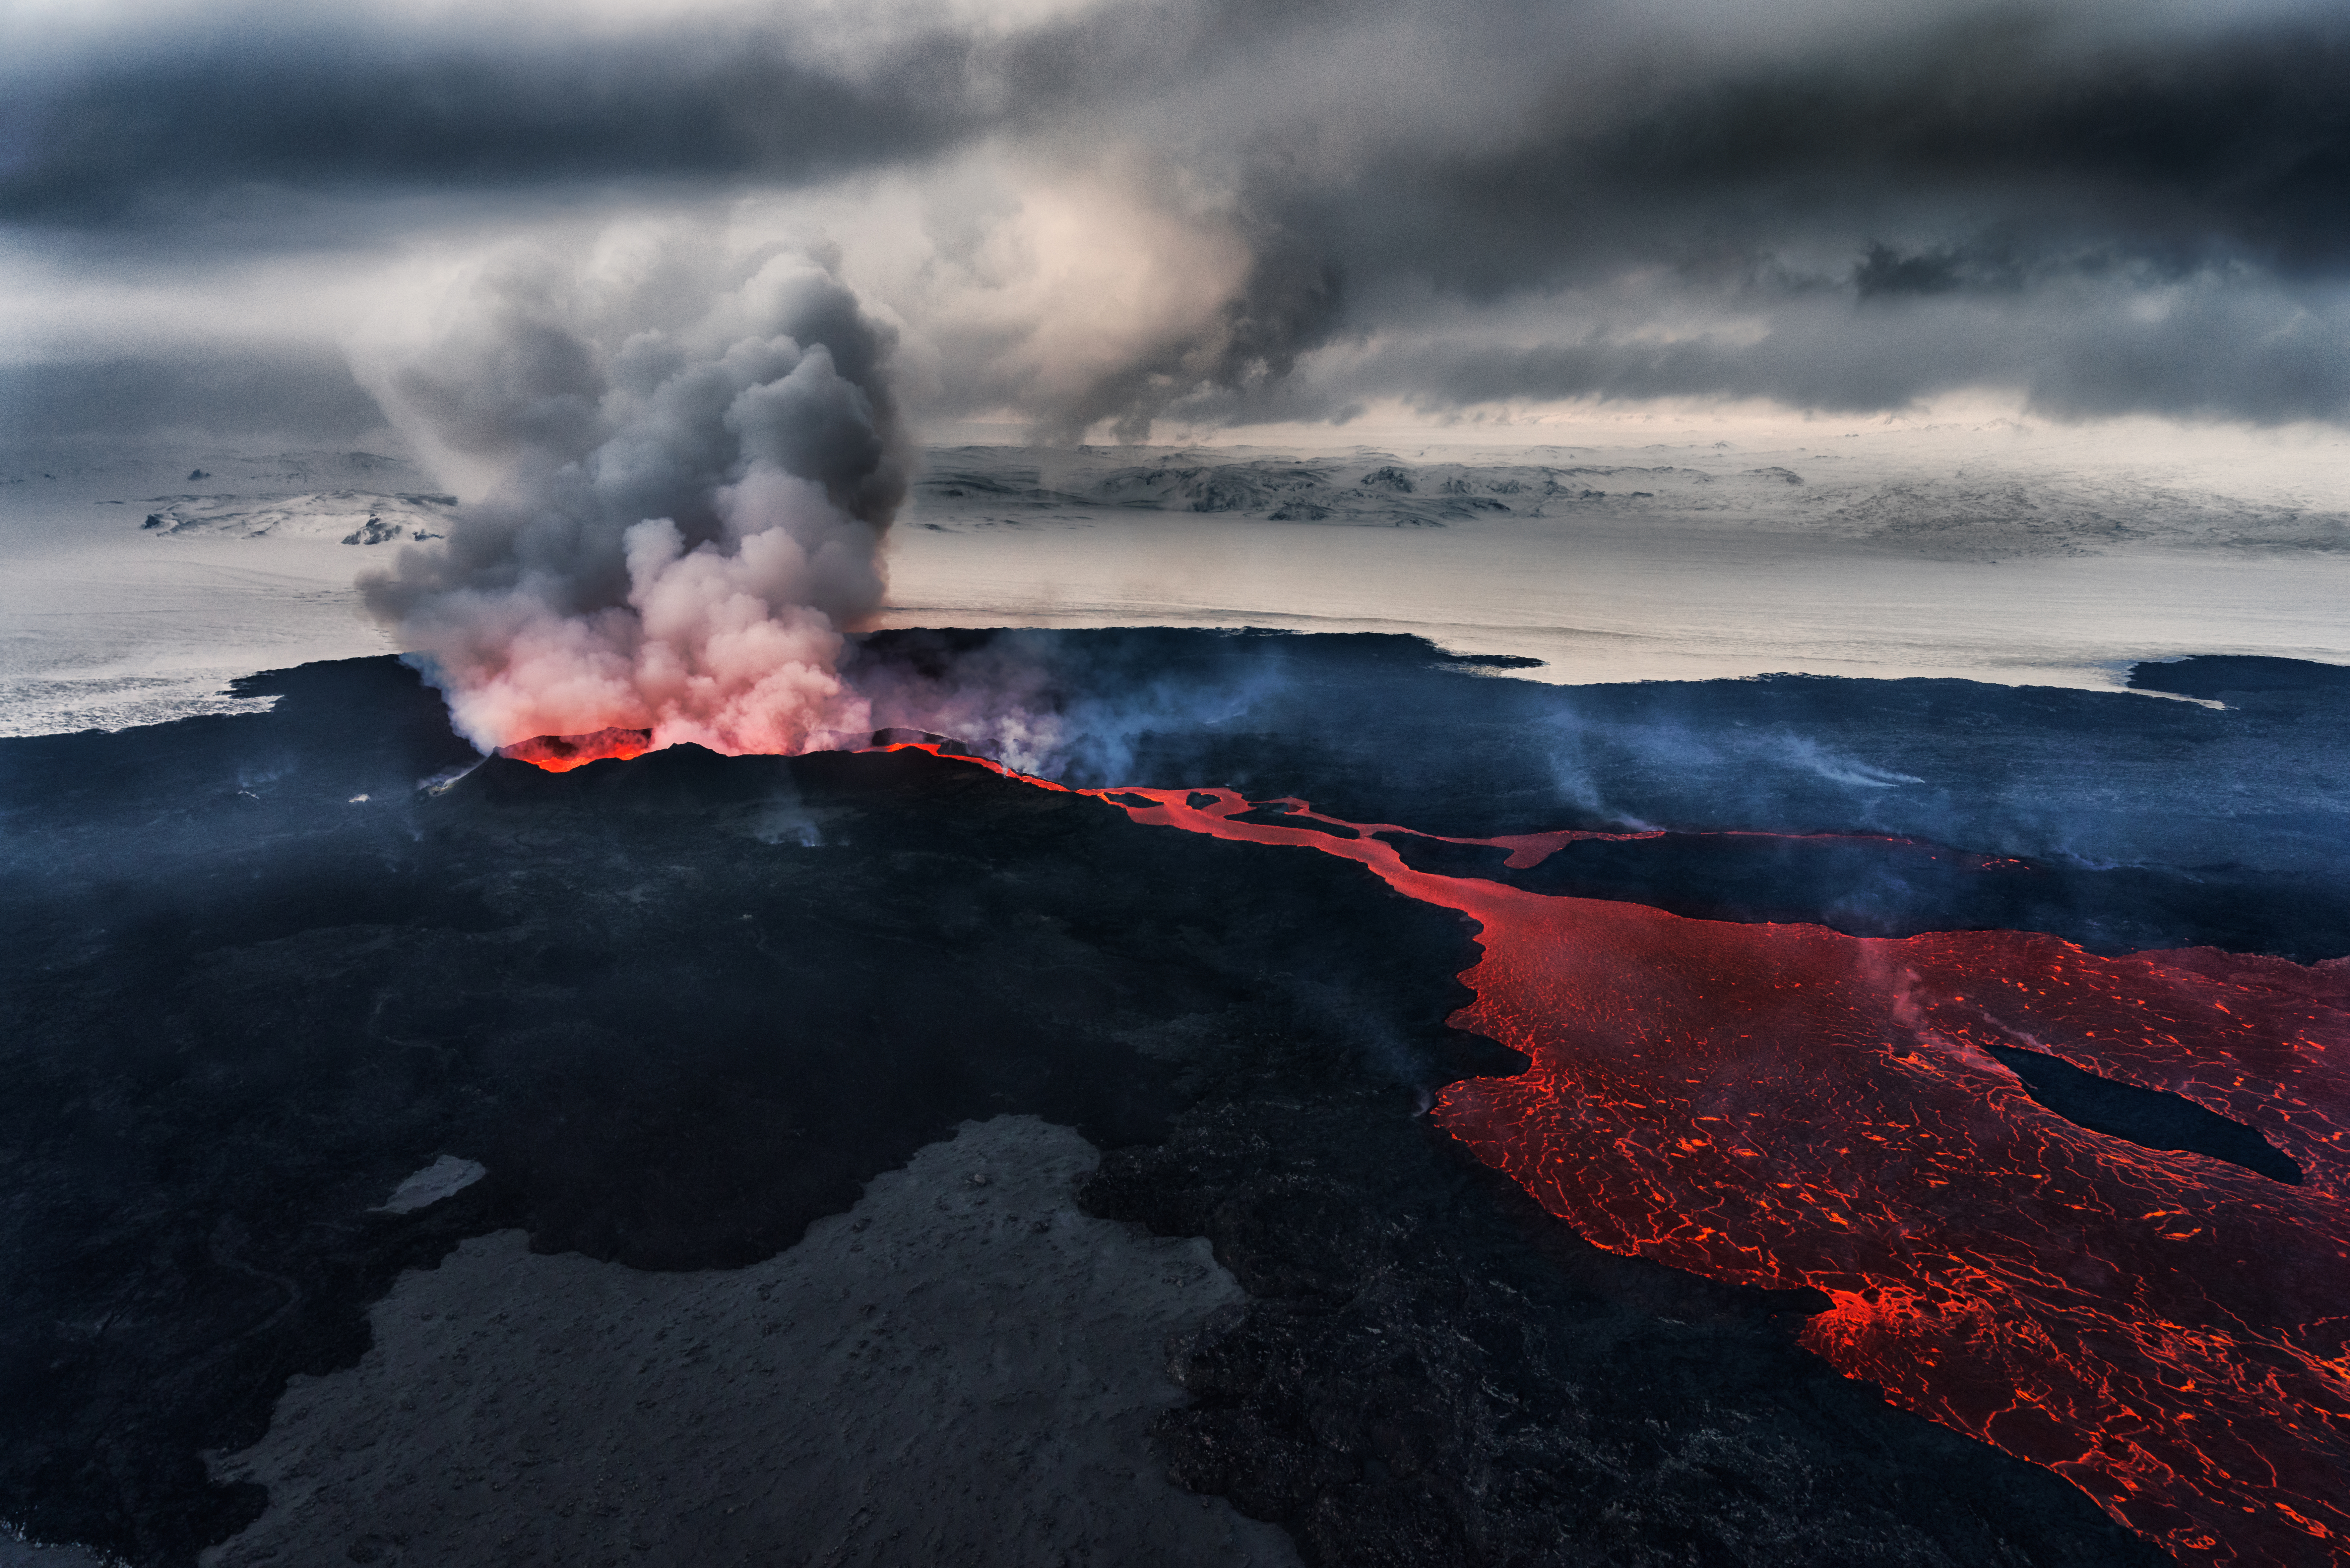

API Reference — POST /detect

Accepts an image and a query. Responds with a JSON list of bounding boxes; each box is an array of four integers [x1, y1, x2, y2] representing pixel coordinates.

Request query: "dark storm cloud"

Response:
[[1204, 3, 2350, 423], [0, 0, 1334, 224], [0, 23, 983, 223], [0, 348, 388, 444], [1263, 284, 2350, 425], [8, 0, 2350, 429], [1221, 6, 2350, 299]]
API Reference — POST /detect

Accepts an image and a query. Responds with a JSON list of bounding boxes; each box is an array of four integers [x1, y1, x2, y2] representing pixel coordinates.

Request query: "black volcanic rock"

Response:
[[0, 663, 1472, 1562], [1081, 1067, 2167, 1568], [3, 640, 2331, 1566], [1381, 826, 2350, 960], [2127, 654, 2350, 701], [852, 628, 2350, 960], [1984, 1043, 2304, 1186]]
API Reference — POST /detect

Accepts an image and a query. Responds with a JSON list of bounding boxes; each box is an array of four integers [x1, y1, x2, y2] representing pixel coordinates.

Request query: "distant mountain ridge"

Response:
[[907, 445, 2350, 560]]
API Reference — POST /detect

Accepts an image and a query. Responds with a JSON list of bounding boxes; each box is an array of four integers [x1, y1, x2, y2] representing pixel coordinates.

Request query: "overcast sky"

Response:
[[5, 0, 2348, 449]]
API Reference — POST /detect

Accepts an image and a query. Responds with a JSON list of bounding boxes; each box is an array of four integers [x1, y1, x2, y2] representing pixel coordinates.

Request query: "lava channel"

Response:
[[1051, 775, 2350, 1568], [513, 739, 2350, 1567]]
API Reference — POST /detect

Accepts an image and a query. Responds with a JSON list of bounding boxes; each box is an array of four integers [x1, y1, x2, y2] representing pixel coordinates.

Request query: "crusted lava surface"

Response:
[[1083, 1066, 2167, 1568]]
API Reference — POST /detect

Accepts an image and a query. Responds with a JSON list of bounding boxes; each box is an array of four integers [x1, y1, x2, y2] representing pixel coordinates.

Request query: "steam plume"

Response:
[[359, 240, 908, 755]]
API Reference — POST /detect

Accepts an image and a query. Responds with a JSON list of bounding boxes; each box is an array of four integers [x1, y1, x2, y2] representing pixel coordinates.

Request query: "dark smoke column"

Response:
[[359, 241, 908, 756]]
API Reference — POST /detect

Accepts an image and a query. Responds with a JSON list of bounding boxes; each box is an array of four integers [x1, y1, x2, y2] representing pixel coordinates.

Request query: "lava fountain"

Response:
[[495, 727, 654, 771]]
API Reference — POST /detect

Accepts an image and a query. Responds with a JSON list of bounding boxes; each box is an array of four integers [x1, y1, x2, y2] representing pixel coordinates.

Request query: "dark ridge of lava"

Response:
[[1382, 825, 2338, 961], [1984, 1042, 2305, 1185], [1223, 801, 1363, 838], [2126, 654, 2350, 702]]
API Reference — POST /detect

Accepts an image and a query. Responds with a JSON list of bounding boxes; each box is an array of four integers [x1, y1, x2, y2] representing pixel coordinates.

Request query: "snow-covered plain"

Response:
[[878, 433, 2350, 692], [5, 425, 2347, 737], [0, 448, 415, 736]]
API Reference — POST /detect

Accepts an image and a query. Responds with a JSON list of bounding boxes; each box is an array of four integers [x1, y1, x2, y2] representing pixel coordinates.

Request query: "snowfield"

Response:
[[4, 427, 2347, 737], [135, 489, 457, 545]]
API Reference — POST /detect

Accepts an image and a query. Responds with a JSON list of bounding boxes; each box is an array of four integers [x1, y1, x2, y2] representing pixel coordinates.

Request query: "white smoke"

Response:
[[356, 235, 909, 755]]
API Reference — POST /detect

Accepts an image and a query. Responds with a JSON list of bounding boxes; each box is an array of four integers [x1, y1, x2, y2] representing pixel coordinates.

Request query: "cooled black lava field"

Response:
[[4, 630, 2345, 1568]]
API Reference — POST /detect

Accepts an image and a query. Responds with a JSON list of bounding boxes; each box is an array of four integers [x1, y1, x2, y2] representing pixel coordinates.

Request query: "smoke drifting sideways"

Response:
[[358, 242, 909, 757]]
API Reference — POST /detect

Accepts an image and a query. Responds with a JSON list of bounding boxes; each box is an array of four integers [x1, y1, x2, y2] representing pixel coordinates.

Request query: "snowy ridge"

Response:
[[136, 489, 457, 544], [18, 440, 2334, 565], [908, 445, 2350, 561]]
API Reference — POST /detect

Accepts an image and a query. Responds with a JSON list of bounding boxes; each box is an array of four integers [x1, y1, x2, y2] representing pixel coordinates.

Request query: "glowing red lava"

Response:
[[495, 727, 654, 771], [1018, 765, 2347, 1568], [518, 737, 2350, 1565]]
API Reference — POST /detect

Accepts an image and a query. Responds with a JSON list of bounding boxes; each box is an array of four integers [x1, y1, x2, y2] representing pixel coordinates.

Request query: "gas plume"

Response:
[[358, 239, 909, 756], [847, 629, 1294, 786]]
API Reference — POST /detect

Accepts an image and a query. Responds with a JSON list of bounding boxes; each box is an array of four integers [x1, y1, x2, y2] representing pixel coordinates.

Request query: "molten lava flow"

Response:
[[956, 765, 2346, 1568], [513, 738, 2349, 1565], [496, 727, 654, 771]]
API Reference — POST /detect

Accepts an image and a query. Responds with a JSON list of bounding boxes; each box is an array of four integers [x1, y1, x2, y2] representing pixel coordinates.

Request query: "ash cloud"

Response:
[[1284, 8, 2350, 292], [357, 237, 910, 754]]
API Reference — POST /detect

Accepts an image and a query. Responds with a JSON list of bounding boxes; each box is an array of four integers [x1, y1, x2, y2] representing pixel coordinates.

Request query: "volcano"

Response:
[[4, 631, 2346, 1568]]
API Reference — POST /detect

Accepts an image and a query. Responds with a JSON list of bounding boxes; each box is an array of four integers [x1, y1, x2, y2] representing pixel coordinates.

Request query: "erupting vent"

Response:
[[494, 728, 654, 771]]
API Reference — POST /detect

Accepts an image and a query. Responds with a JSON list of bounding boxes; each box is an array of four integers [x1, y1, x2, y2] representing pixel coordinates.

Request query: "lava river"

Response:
[[528, 740, 2350, 1565], [1035, 764, 2345, 1567]]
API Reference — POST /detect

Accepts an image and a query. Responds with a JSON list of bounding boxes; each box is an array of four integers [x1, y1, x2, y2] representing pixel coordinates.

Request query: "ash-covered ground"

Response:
[[6, 631, 2344, 1566]]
